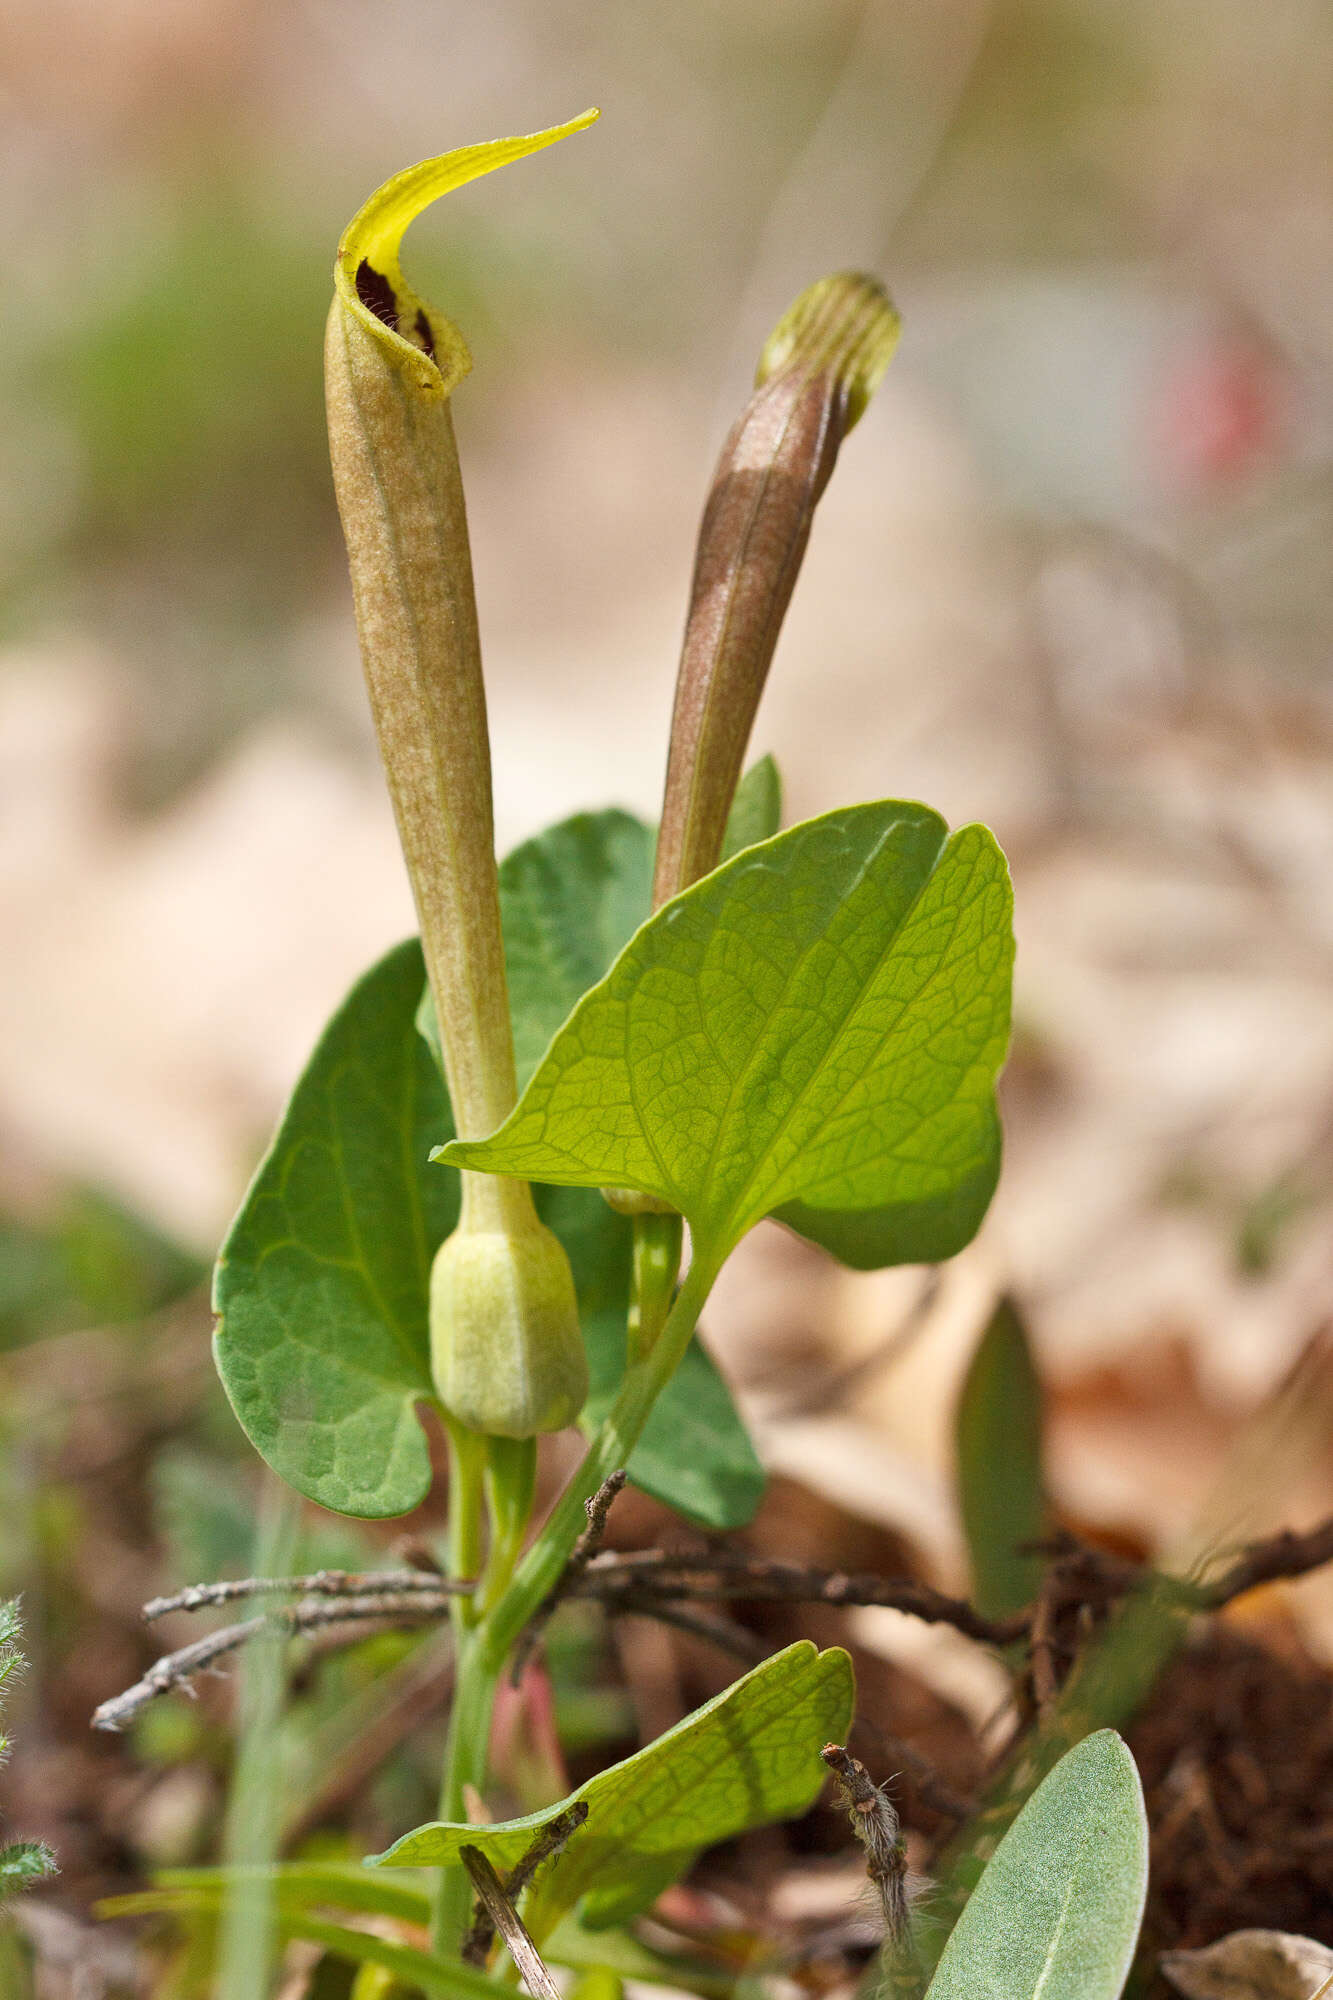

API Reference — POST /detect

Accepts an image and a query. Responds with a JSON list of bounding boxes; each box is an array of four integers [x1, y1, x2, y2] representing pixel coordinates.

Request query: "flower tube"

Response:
[[324, 117, 597, 1436], [653, 272, 901, 906]]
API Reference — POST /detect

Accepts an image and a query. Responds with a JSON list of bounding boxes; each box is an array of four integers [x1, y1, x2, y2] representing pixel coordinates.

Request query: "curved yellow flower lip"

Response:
[[333, 107, 600, 397]]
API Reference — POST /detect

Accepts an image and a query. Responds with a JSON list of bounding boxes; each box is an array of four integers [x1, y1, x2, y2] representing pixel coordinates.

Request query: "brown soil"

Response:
[[1128, 1623, 1333, 1992]]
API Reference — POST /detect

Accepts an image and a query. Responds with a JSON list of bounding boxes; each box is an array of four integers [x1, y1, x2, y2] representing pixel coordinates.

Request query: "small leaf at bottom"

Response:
[[923, 1729, 1148, 2000], [373, 1642, 853, 1939]]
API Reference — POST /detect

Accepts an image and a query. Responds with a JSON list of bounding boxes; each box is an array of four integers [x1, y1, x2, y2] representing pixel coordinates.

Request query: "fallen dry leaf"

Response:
[[1161, 1929, 1333, 2000]]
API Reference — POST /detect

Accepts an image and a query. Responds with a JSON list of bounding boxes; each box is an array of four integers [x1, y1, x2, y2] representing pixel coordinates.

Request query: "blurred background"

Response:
[[2, 0, 1332, 1983]]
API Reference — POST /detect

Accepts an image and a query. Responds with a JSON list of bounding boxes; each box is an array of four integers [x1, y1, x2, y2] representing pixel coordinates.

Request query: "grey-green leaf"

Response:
[[372, 1641, 853, 1938], [442, 803, 1013, 1273], [923, 1730, 1148, 2000], [956, 1297, 1047, 1620], [214, 940, 453, 1518]]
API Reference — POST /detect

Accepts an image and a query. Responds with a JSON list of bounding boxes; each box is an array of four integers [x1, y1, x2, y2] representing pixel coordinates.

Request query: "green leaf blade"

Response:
[[498, 809, 657, 1090], [922, 1730, 1148, 2000], [775, 1117, 1000, 1268], [443, 803, 1013, 1270], [373, 1642, 853, 1937], [582, 1310, 764, 1530], [720, 754, 783, 861], [213, 940, 454, 1519], [103, 1886, 513, 2000], [497, 808, 762, 1525], [956, 1297, 1047, 1621], [0, 1840, 57, 1898], [216, 808, 761, 1527]]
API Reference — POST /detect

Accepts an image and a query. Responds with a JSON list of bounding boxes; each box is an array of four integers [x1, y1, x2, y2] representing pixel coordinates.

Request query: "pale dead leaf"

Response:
[[1161, 1929, 1333, 2000]]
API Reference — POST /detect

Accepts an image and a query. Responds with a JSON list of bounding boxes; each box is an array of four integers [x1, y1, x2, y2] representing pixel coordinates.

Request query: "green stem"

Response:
[[482, 1248, 717, 1673], [431, 1419, 491, 1957], [428, 1246, 719, 1963], [216, 1481, 301, 2000], [481, 1435, 538, 1615], [627, 1213, 683, 1363], [430, 1624, 500, 1957], [444, 1417, 486, 1623]]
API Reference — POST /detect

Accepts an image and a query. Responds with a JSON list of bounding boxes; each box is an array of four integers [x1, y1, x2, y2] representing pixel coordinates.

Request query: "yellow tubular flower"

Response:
[[324, 116, 598, 1436]]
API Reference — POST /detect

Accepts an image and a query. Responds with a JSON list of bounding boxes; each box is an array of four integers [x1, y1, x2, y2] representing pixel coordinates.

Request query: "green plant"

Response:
[[918, 1731, 1148, 2000], [0, 1603, 56, 1902], [102, 111, 1152, 2000]]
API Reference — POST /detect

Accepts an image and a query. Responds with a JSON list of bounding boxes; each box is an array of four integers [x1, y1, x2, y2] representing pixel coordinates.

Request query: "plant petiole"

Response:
[[627, 1212, 683, 1362], [482, 1246, 718, 1674]]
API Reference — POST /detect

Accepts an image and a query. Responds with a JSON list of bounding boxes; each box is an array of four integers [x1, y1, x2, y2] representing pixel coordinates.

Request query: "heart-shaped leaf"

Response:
[[373, 1641, 853, 1937], [214, 940, 451, 1519], [497, 810, 657, 1090], [217, 811, 762, 1525], [441, 803, 1012, 1274], [923, 1730, 1148, 2000]]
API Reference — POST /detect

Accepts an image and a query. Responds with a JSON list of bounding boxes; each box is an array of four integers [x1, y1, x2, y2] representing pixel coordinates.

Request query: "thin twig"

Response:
[[92, 1592, 455, 1731], [573, 1550, 1026, 1645], [460, 1848, 563, 2000], [265, 1592, 455, 1628], [143, 1569, 469, 1622], [511, 1470, 628, 1682], [822, 1744, 909, 1944], [92, 1618, 264, 1731], [459, 1798, 592, 1966], [1198, 1515, 1333, 1608], [94, 1514, 1333, 1737], [610, 1596, 766, 1663]]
